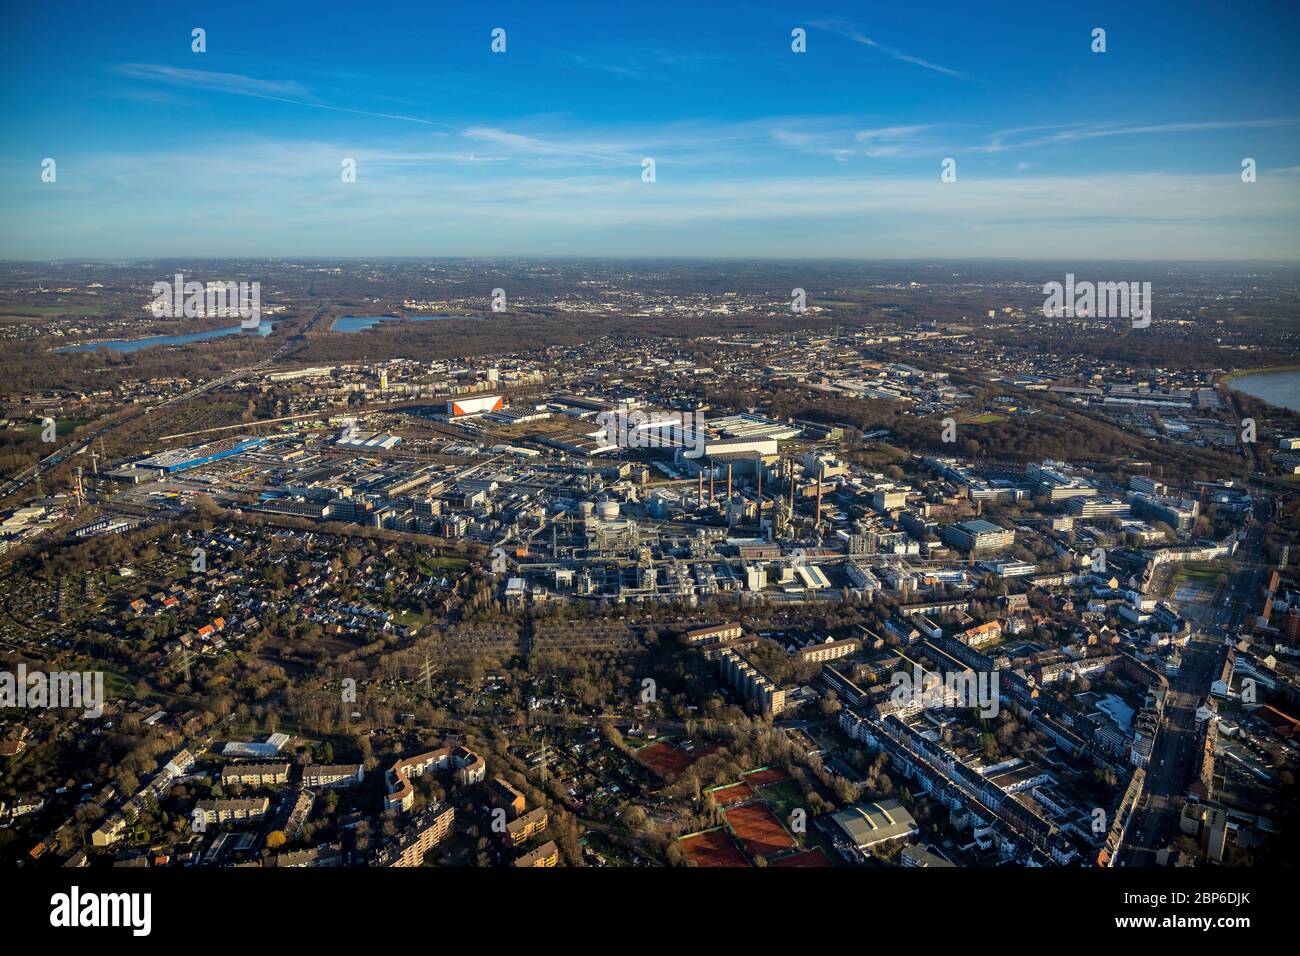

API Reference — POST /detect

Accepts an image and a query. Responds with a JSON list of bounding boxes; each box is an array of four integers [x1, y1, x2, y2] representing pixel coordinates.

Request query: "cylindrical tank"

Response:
[[596, 499, 620, 520], [577, 500, 595, 519]]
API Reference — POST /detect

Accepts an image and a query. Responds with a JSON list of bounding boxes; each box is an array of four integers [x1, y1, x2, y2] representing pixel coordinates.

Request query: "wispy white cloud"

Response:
[[462, 127, 639, 165], [809, 21, 970, 79], [855, 125, 932, 142], [969, 118, 1300, 153], [6, 146, 1297, 259], [557, 48, 729, 79], [113, 63, 444, 126], [772, 121, 937, 160], [6, 110, 1298, 259], [114, 64, 309, 98]]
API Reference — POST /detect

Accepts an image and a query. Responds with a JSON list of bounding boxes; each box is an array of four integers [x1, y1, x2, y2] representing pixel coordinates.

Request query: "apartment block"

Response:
[[303, 764, 365, 789], [683, 622, 743, 646], [718, 647, 787, 716], [796, 637, 860, 663], [489, 776, 527, 819], [505, 806, 549, 847], [514, 839, 560, 867], [220, 762, 290, 787], [194, 797, 270, 827], [375, 803, 456, 867], [385, 746, 486, 812]]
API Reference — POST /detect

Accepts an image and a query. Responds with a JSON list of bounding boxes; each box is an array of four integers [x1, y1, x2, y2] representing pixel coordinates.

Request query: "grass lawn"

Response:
[[757, 779, 805, 823], [0, 304, 111, 318], [1174, 562, 1232, 583], [415, 555, 470, 573]]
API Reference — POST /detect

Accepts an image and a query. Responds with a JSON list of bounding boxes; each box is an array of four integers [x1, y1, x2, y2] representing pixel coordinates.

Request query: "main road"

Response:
[[1114, 516, 1266, 865]]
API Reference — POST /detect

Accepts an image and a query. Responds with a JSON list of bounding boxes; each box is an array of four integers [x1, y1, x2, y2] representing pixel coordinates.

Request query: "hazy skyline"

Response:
[[2, 0, 1298, 260]]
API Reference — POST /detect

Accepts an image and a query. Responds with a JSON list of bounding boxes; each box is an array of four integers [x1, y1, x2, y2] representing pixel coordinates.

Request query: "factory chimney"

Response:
[[815, 465, 824, 529]]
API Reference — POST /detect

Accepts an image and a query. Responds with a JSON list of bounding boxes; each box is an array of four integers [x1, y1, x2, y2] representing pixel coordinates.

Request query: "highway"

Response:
[[0, 422, 116, 501]]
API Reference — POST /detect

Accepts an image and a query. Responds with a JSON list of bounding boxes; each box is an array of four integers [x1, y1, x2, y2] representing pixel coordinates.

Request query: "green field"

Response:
[[415, 554, 470, 573], [11, 417, 92, 439], [757, 779, 804, 819], [0, 304, 111, 318]]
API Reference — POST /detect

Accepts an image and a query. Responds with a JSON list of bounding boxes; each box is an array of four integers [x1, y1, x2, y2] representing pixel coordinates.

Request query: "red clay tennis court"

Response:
[[723, 802, 797, 859], [770, 847, 832, 867], [679, 828, 750, 867], [743, 767, 789, 786], [635, 741, 693, 777], [708, 781, 755, 806]]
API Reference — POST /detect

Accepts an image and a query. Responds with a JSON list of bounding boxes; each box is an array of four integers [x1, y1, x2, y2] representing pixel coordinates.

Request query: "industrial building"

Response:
[[335, 429, 402, 449], [1127, 490, 1200, 531], [1027, 460, 1099, 501], [942, 519, 1015, 554], [133, 436, 268, 475], [447, 394, 503, 418]]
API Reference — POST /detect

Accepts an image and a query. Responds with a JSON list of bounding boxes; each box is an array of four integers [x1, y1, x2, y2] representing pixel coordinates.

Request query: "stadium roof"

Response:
[[831, 798, 918, 848]]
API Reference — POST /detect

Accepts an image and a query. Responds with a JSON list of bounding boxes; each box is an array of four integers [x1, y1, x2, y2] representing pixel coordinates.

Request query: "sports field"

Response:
[[635, 740, 693, 777], [756, 779, 804, 819], [708, 781, 755, 806], [723, 802, 797, 859], [770, 847, 832, 867], [744, 766, 790, 786], [679, 828, 749, 867]]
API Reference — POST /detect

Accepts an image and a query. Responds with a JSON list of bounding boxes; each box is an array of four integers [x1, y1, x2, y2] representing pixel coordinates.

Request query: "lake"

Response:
[[331, 314, 480, 333], [1228, 368, 1300, 413], [55, 322, 275, 353]]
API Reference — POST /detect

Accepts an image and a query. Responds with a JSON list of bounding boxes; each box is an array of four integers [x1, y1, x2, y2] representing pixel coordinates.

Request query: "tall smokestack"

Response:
[[709, 460, 715, 505], [727, 463, 732, 499], [756, 458, 762, 499], [815, 465, 824, 529], [698, 470, 704, 509], [788, 461, 795, 516]]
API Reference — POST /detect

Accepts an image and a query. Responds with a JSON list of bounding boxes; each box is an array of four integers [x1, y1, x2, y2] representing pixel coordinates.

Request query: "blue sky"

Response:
[[2, 0, 1298, 259]]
